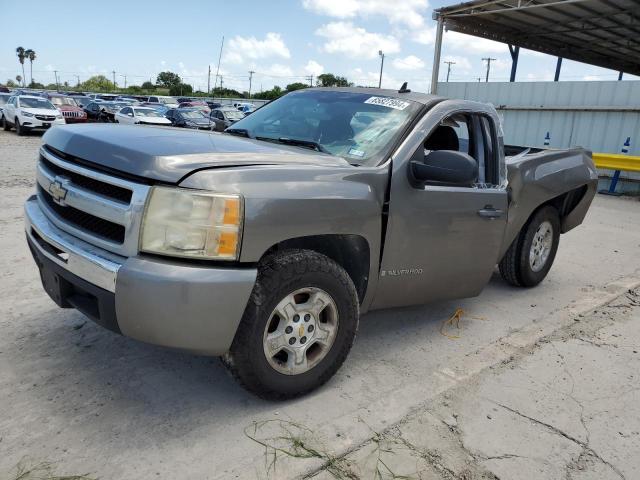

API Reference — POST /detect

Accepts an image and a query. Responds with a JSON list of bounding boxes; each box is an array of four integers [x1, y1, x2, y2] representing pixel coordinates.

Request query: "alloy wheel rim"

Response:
[[529, 220, 553, 272], [262, 287, 339, 375]]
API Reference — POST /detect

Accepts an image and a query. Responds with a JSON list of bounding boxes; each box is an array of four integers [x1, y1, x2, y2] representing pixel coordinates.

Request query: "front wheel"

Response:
[[224, 249, 359, 399], [15, 118, 24, 136], [2, 115, 9, 131], [499, 205, 560, 287]]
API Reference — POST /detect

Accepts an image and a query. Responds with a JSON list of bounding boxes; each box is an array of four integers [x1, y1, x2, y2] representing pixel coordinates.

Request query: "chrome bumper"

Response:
[[24, 196, 124, 293]]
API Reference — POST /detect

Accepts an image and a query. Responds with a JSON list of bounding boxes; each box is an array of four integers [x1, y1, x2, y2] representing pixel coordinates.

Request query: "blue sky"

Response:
[[2, 0, 636, 93]]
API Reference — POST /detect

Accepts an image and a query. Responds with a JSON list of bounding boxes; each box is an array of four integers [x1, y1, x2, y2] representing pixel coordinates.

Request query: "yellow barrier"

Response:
[[593, 153, 640, 172]]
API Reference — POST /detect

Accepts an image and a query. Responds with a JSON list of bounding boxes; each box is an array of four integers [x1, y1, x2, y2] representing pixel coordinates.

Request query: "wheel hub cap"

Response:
[[529, 220, 553, 272], [263, 287, 339, 375]]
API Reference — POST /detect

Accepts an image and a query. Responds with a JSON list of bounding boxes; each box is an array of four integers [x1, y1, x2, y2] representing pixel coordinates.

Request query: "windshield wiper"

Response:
[[224, 128, 250, 138], [255, 136, 330, 154]]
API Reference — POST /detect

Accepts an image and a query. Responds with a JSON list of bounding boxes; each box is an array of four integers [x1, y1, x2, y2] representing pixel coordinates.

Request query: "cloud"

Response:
[[315, 22, 400, 59], [392, 55, 425, 71], [412, 26, 436, 45], [444, 31, 506, 54], [225, 33, 291, 65], [303, 0, 428, 29], [304, 60, 324, 76]]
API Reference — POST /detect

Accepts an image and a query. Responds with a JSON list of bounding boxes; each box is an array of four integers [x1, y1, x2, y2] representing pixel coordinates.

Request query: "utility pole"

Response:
[[378, 50, 385, 88], [75, 75, 80, 91], [112, 70, 116, 91], [120, 74, 127, 89], [207, 65, 211, 94], [482, 58, 496, 82], [248, 70, 255, 98], [477, 77, 482, 82], [213, 36, 225, 95], [444, 61, 455, 82], [54, 70, 59, 90], [307, 75, 313, 87]]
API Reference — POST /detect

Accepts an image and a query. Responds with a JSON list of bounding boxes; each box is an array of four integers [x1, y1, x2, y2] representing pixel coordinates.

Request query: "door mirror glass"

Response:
[[410, 150, 478, 187]]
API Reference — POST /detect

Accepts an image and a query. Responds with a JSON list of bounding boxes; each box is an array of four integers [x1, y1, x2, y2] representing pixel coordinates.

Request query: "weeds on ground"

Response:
[[7, 458, 96, 480], [244, 419, 420, 479]]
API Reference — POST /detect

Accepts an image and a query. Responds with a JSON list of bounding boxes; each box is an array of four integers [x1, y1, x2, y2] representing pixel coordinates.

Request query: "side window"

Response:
[[121, 107, 131, 115], [149, 97, 158, 102]]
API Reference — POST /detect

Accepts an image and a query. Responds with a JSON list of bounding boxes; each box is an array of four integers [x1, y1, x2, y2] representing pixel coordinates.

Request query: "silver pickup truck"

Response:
[[25, 87, 597, 399]]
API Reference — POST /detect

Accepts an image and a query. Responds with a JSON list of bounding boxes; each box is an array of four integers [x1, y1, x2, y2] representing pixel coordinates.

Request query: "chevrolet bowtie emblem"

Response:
[[49, 176, 70, 205]]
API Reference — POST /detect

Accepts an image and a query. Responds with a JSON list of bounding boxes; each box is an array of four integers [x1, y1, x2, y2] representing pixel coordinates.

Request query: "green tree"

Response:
[[169, 82, 193, 96], [286, 82, 308, 92], [141, 81, 155, 90], [25, 49, 36, 85], [156, 71, 181, 88], [16, 47, 26, 86], [253, 85, 283, 100], [6, 79, 17, 88], [212, 86, 244, 98], [29, 81, 45, 89], [80, 75, 114, 92], [316, 73, 352, 87]]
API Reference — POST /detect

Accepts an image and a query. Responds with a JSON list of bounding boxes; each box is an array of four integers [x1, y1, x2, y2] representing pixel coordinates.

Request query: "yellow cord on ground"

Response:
[[440, 308, 487, 339]]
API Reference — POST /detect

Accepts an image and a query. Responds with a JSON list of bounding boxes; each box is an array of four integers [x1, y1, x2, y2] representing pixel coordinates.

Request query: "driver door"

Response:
[[372, 101, 508, 309]]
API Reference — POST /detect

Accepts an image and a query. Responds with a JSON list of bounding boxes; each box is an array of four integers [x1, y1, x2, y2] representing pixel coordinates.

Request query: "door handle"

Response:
[[477, 207, 504, 219]]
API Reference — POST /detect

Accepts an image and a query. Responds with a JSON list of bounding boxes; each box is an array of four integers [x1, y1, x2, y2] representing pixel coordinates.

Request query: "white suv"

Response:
[[2, 95, 65, 135]]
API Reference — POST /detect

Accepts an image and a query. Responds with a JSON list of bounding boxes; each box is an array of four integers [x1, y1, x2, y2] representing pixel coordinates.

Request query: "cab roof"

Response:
[[305, 86, 445, 106]]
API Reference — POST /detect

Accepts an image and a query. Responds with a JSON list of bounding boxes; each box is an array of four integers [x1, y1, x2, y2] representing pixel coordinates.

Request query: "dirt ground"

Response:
[[0, 129, 639, 480]]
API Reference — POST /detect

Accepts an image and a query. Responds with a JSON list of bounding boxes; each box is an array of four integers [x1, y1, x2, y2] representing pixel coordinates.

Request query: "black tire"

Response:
[[499, 205, 560, 287], [2, 115, 10, 131], [15, 118, 24, 136], [225, 249, 359, 400]]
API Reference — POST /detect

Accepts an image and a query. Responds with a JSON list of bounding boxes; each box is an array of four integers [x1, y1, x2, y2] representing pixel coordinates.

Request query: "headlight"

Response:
[[56, 113, 63, 119], [140, 187, 242, 260], [22, 111, 34, 117]]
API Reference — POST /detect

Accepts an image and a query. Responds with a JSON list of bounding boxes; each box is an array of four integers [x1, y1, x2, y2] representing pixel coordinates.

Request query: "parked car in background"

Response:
[[165, 108, 215, 130], [233, 102, 256, 113], [114, 106, 172, 126], [178, 101, 210, 115], [2, 95, 65, 135], [147, 95, 179, 108], [140, 102, 170, 115], [205, 101, 222, 110], [74, 96, 93, 108], [0, 92, 11, 118], [83, 101, 115, 122], [210, 106, 245, 129], [43, 93, 88, 124]]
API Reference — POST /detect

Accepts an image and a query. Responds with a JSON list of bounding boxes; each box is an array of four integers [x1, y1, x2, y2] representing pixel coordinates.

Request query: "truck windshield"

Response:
[[229, 90, 421, 165]]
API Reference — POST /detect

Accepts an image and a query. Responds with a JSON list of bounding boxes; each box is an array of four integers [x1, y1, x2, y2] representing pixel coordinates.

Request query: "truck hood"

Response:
[[42, 124, 351, 183]]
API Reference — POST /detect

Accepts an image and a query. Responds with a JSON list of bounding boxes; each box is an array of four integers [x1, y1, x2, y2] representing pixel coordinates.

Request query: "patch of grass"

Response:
[[7, 458, 96, 480]]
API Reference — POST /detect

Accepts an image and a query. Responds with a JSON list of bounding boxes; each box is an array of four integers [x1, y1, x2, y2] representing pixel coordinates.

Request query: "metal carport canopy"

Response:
[[430, 0, 640, 92]]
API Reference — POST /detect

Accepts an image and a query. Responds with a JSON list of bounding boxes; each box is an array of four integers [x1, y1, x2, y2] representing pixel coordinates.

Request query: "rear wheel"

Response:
[[499, 205, 560, 287], [2, 115, 9, 131], [224, 249, 359, 399]]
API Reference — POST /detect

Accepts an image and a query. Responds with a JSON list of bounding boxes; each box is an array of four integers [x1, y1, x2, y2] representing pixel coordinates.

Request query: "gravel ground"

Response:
[[0, 128, 638, 480]]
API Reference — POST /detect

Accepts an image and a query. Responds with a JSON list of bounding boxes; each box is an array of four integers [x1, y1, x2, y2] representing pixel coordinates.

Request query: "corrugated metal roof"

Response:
[[435, 0, 640, 75]]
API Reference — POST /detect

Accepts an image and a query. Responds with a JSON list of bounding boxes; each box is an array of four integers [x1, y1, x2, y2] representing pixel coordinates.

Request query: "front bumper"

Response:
[[25, 196, 257, 355], [22, 117, 66, 129]]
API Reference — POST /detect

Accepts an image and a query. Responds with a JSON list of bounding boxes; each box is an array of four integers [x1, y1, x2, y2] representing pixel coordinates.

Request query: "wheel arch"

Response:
[[260, 234, 371, 305]]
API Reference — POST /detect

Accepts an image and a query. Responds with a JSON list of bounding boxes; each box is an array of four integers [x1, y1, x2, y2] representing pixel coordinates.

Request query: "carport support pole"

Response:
[[430, 16, 444, 94], [508, 45, 519, 82], [554, 57, 563, 81]]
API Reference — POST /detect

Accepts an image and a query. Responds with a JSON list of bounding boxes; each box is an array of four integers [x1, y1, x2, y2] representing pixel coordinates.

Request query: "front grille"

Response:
[[38, 185, 125, 243], [35, 114, 56, 121], [62, 111, 83, 118], [40, 155, 132, 204]]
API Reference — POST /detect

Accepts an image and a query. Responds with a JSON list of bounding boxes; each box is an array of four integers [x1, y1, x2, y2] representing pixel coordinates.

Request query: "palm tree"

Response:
[[16, 47, 26, 86], [16, 75, 22, 86], [25, 49, 36, 86]]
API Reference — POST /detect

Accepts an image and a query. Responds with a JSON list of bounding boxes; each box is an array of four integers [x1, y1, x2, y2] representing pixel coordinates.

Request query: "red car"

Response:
[[44, 93, 88, 124]]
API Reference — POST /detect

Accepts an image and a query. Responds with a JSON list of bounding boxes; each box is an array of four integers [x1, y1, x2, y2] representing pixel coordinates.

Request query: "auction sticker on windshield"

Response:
[[364, 96, 410, 111]]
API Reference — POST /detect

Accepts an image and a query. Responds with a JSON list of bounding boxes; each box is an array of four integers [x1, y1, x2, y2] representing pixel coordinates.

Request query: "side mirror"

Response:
[[410, 150, 478, 187], [128, 113, 134, 117]]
